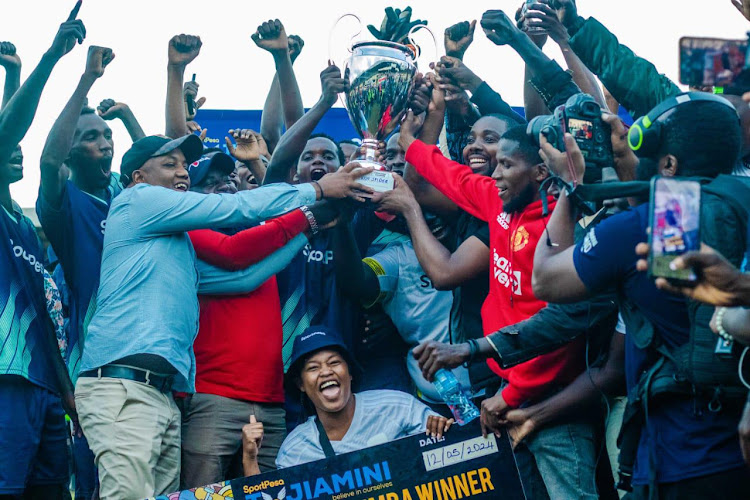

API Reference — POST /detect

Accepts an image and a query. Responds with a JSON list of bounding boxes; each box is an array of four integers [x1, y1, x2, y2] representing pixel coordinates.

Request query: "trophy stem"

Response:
[[362, 139, 382, 166]]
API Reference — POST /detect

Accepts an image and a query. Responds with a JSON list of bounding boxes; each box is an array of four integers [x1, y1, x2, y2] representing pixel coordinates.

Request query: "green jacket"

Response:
[[569, 17, 681, 119]]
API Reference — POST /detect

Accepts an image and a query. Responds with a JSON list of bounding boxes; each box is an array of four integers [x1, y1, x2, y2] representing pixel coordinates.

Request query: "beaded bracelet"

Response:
[[715, 307, 734, 343], [300, 206, 319, 235]]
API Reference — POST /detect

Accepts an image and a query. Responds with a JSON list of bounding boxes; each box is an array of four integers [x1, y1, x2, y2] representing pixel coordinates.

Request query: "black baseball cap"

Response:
[[187, 151, 235, 186], [120, 134, 203, 187], [284, 325, 362, 398]]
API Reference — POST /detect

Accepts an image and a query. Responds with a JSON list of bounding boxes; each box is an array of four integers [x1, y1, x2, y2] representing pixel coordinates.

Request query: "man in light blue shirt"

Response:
[[75, 134, 372, 499]]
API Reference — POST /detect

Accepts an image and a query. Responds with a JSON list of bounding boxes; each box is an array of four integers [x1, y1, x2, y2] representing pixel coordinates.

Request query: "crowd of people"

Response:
[[2, 1, 750, 499]]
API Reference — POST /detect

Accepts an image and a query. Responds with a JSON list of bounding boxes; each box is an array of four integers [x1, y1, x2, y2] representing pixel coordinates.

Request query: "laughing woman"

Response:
[[242, 325, 454, 473]]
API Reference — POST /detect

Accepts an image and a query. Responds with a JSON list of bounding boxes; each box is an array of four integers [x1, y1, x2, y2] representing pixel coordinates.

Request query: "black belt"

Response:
[[79, 365, 175, 393]]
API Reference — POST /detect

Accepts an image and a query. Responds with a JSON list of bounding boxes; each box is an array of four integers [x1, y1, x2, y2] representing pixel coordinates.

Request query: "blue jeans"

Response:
[[520, 420, 598, 500]]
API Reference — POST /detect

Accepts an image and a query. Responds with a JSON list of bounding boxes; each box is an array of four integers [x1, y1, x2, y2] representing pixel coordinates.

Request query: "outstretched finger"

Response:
[[249, 414, 257, 424], [225, 137, 236, 155], [468, 20, 477, 38], [67, 0, 82, 21]]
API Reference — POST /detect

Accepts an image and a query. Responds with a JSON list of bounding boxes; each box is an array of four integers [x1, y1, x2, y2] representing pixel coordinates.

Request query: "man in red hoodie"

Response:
[[398, 112, 594, 499]]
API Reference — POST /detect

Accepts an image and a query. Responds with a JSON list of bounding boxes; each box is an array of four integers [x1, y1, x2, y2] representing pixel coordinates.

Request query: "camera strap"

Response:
[[315, 416, 337, 458]]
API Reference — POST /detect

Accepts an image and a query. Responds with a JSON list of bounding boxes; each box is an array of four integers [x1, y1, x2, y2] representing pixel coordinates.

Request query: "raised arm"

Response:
[[2, 3, 85, 169], [525, 1, 606, 107], [165, 34, 201, 138], [404, 73, 461, 216], [40, 45, 114, 207], [225, 129, 268, 184], [376, 174, 488, 291], [97, 98, 145, 141], [557, 0, 679, 118], [482, 9, 580, 111], [263, 63, 343, 185], [256, 26, 305, 154], [0, 42, 21, 109]]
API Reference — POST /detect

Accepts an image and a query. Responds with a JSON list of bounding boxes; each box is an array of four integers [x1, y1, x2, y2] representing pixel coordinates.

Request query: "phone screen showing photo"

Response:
[[649, 178, 701, 282]]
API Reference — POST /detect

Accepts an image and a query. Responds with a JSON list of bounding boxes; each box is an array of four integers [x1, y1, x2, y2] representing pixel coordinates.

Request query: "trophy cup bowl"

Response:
[[343, 40, 418, 192]]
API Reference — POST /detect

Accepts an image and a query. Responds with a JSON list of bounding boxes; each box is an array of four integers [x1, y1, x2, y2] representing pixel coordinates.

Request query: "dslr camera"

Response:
[[527, 93, 613, 183]]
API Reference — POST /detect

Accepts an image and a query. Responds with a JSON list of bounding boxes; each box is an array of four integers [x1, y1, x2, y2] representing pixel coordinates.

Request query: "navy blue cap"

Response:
[[187, 151, 235, 186], [284, 325, 361, 397]]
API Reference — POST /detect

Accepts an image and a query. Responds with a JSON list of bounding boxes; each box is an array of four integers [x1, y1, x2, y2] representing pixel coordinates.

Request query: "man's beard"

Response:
[[504, 183, 537, 214]]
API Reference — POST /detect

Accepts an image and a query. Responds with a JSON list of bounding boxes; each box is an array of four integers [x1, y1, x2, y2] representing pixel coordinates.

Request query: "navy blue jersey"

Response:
[[573, 204, 745, 484], [36, 181, 112, 382], [277, 210, 383, 369], [0, 204, 57, 393]]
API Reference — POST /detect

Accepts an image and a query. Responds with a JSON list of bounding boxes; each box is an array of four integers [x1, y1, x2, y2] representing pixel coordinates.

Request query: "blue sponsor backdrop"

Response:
[[195, 105, 634, 151]]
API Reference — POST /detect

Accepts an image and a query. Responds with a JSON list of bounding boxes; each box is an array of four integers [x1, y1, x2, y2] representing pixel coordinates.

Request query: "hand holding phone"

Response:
[[648, 177, 702, 285]]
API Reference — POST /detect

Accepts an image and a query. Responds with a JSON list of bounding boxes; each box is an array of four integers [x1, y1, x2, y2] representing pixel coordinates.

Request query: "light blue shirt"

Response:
[[363, 240, 471, 403], [80, 182, 315, 392], [276, 390, 436, 468]]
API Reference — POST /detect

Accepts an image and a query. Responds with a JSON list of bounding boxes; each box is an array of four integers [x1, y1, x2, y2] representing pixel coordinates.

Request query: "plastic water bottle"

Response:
[[432, 369, 480, 425]]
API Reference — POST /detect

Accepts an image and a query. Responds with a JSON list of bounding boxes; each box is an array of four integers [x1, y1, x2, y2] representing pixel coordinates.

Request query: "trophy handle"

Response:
[[328, 13, 362, 66], [407, 24, 440, 69]]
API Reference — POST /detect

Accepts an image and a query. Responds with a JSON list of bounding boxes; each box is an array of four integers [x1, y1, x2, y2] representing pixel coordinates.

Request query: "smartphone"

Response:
[[648, 177, 701, 284], [679, 36, 748, 87], [186, 73, 197, 117]]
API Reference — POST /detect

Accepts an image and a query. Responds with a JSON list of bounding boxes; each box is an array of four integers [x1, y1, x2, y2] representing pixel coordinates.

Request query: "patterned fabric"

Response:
[[43, 270, 66, 360]]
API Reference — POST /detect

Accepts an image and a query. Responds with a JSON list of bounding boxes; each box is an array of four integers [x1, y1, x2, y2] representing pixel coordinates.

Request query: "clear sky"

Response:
[[5, 0, 750, 207]]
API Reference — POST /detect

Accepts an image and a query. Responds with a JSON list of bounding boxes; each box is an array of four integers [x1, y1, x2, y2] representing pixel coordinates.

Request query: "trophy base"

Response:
[[354, 159, 394, 193]]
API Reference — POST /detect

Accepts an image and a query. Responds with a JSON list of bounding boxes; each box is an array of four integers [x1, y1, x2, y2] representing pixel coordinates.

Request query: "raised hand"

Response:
[[408, 73, 431, 115], [251, 19, 289, 54], [0, 42, 21, 70], [398, 109, 425, 152], [47, 0, 86, 60], [84, 46, 115, 79], [481, 10, 523, 46], [444, 20, 477, 60], [242, 415, 264, 461], [97, 99, 129, 120], [183, 80, 206, 119], [168, 34, 202, 68], [733, 0, 750, 22], [523, 1, 570, 44], [320, 63, 347, 107], [425, 72, 446, 113], [550, 0, 579, 30], [225, 129, 262, 163], [435, 56, 483, 94], [288, 34, 305, 63], [187, 120, 207, 141]]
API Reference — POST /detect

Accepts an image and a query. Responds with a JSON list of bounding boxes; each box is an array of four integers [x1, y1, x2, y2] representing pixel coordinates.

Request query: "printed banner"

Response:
[[149, 420, 525, 500]]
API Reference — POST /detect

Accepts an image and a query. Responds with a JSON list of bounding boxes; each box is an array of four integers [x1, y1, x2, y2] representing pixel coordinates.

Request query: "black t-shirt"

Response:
[[449, 211, 490, 343]]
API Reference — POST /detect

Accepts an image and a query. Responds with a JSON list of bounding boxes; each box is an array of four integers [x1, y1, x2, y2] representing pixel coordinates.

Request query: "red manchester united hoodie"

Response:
[[406, 140, 584, 407]]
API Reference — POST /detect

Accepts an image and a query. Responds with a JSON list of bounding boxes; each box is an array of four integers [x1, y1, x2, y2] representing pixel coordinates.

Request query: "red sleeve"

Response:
[[189, 209, 309, 271], [405, 139, 498, 222], [500, 337, 585, 408]]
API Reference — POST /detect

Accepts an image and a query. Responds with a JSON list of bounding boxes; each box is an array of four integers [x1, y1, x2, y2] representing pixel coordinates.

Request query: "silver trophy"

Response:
[[331, 12, 432, 192]]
